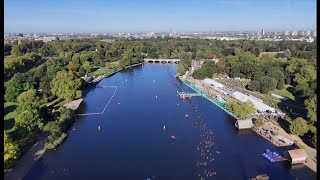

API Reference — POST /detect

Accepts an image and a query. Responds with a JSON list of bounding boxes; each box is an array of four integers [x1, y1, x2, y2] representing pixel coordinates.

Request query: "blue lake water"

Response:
[[24, 63, 316, 180]]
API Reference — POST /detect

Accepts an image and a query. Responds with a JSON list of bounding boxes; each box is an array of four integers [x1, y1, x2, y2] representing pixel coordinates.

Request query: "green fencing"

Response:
[[182, 79, 237, 118]]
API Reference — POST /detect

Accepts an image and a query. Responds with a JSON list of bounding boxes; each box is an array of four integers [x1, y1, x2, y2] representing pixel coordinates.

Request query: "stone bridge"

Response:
[[143, 58, 180, 63]]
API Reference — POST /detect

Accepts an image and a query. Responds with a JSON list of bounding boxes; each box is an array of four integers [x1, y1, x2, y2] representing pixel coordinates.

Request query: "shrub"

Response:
[[255, 118, 265, 126]]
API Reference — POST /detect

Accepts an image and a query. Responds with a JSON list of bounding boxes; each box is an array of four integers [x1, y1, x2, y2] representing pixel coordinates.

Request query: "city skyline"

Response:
[[5, 0, 317, 33]]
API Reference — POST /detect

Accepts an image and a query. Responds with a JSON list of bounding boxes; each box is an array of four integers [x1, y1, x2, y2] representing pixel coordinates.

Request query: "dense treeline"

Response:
[[3, 38, 317, 169]]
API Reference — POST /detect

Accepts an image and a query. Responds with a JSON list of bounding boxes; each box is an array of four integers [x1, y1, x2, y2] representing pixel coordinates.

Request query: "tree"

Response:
[[43, 121, 62, 137], [67, 61, 78, 71], [255, 118, 265, 126], [51, 70, 82, 100], [17, 89, 38, 104], [82, 61, 92, 74], [259, 76, 277, 94], [304, 96, 317, 124], [247, 80, 261, 92], [289, 117, 309, 136], [283, 49, 291, 60], [5, 73, 36, 102], [4, 132, 20, 163], [15, 103, 43, 132], [39, 76, 52, 97], [226, 100, 255, 119]]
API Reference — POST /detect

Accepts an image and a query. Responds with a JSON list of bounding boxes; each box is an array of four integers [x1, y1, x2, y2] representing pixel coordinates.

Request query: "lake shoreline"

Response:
[[180, 76, 317, 173]]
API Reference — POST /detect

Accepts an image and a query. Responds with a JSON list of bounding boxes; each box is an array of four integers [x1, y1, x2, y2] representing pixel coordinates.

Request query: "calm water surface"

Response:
[[25, 64, 316, 180]]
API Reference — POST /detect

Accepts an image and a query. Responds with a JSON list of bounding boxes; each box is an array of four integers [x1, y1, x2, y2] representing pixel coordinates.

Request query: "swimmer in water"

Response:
[[156, 95, 158, 99]]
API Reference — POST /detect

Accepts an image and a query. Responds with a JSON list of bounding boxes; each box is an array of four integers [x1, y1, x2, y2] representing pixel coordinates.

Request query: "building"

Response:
[[285, 30, 289, 36], [261, 29, 265, 35], [312, 31, 317, 37], [285, 149, 308, 164], [306, 31, 311, 36], [235, 119, 253, 129], [202, 78, 224, 88], [191, 60, 205, 74], [292, 31, 298, 36], [232, 91, 275, 112]]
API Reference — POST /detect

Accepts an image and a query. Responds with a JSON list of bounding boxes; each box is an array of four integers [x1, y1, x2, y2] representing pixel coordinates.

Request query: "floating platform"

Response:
[[262, 149, 287, 162]]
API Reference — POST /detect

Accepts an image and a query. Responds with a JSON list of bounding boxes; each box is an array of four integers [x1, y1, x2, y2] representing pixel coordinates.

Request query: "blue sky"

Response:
[[4, 0, 316, 33]]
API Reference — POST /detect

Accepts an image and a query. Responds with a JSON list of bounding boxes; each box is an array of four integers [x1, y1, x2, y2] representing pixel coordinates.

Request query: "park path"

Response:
[[5, 138, 47, 180]]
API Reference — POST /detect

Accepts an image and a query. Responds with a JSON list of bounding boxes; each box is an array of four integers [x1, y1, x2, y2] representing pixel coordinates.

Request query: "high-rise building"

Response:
[[312, 31, 316, 37], [285, 30, 289, 36], [306, 31, 311, 36], [262, 29, 265, 35]]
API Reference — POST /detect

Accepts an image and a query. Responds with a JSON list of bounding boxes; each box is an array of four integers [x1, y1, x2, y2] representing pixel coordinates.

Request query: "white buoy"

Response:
[[156, 95, 158, 99], [126, 79, 127, 82], [185, 114, 189, 117], [98, 126, 101, 131], [163, 125, 166, 131]]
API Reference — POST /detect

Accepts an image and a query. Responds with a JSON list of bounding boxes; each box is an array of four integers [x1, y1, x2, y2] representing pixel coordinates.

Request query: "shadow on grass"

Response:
[[4, 118, 15, 130], [277, 117, 291, 134], [4, 105, 17, 116]]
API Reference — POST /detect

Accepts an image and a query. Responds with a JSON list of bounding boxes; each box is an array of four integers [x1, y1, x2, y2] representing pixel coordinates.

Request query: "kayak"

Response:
[[170, 135, 176, 140]]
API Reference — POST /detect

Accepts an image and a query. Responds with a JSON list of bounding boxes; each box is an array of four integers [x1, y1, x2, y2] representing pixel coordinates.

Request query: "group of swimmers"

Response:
[[192, 105, 217, 179]]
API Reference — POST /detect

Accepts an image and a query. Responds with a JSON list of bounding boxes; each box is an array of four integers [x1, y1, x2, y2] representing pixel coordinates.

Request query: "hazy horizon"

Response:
[[5, 0, 316, 33]]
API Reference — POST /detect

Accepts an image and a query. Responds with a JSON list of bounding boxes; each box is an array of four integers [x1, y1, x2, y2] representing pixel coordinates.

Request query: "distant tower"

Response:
[[262, 29, 265, 35]]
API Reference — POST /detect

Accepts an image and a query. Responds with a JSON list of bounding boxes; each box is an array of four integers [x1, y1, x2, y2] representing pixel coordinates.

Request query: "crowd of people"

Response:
[[252, 125, 287, 147]]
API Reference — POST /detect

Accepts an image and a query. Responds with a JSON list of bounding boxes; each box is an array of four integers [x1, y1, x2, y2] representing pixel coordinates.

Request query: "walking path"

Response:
[[4, 138, 47, 180]]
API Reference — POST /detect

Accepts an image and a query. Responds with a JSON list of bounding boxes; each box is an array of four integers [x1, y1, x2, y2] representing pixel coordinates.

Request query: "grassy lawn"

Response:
[[259, 51, 283, 57], [4, 102, 18, 131], [4, 102, 18, 108], [45, 97, 62, 107], [90, 67, 113, 76], [270, 87, 295, 101]]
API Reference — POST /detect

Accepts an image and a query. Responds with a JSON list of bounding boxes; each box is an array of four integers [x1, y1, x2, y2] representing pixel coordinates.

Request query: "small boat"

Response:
[[170, 135, 176, 140]]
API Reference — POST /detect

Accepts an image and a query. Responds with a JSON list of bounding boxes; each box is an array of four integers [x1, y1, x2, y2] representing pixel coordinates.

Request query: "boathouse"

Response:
[[285, 149, 308, 164], [235, 119, 253, 129]]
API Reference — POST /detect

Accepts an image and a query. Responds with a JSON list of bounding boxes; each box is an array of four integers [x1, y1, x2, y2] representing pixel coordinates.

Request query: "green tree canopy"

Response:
[[17, 89, 38, 104], [304, 96, 317, 124], [4, 132, 20, 163], [50, 70, 82, 100], [289, 117, 309, 136], [15, 103, 44, 132]]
